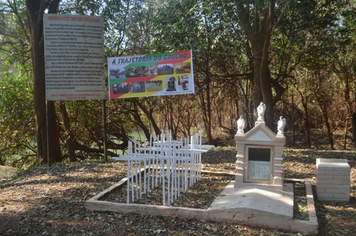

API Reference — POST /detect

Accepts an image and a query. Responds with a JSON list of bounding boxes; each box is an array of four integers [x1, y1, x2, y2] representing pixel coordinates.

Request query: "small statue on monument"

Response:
[[236, 115, 246, 135], [257, 102, 266, 121], [277, 116, 286, 136]]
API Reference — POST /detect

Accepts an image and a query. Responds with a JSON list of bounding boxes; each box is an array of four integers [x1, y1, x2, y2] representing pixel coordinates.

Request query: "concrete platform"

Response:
[[207, 182, 295, 231], [210, 182, 294, 217], [205, 181, 317, 235]]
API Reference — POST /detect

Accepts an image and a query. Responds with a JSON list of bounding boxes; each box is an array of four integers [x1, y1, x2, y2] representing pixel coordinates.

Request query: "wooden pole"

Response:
[[46, 100, 52, 166]]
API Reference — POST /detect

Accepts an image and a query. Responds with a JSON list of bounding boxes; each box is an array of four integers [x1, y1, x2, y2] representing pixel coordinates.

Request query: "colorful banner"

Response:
[[108, 50, 194, 99]]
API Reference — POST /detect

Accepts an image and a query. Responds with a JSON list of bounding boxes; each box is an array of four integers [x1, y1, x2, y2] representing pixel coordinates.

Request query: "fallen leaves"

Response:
[[0, 147, 355, 235]]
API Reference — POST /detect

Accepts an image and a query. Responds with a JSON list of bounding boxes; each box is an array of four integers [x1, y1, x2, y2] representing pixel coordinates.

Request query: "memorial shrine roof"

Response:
[[236, 122, 285, 144]]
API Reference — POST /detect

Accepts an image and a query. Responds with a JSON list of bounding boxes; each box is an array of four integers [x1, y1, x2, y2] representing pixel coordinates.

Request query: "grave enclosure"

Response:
[[86, 104, 319, 235]]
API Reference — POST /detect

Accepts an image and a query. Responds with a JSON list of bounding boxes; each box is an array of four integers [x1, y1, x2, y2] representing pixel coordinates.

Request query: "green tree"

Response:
[[332, 1, 356, 147], [151, 0, 251, 143], [235, 0, 276, 128], [1, 0, 35, 167]]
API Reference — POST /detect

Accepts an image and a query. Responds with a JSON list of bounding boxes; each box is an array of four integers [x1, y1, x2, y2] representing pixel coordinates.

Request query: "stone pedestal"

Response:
[[316, 158, 350, 202]]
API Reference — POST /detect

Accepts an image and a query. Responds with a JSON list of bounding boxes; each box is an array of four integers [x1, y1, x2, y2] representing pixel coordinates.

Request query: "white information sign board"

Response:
[[44, 14, 105, 100]]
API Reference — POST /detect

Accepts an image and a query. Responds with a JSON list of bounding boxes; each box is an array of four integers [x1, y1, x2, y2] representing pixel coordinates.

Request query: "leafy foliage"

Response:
[[0, 1, 34, 167], [0, 69, 36, 167], [0, 0, 356, 168]]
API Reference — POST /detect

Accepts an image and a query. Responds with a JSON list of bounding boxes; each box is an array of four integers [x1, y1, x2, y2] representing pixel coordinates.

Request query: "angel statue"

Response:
[[277, 116, 286, 136], [237, 115, 246, 135], [257, 102, 266, 121]]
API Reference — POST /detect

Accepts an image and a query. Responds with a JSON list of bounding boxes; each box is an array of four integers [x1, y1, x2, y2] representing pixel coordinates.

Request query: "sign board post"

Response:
[[43, 14, 195, 162], [43, 14, 106, 162]]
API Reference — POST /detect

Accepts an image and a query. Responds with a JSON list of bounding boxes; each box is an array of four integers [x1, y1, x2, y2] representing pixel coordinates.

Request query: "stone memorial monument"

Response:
[[235, 103, 286, 190]]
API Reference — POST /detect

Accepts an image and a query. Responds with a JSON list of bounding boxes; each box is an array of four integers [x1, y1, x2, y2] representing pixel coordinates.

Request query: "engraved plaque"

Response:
[[247, 147, 271, 181]]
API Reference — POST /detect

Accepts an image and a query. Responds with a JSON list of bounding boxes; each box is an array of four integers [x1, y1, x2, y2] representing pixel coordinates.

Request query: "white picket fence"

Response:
[[113, 131, 213, 206]]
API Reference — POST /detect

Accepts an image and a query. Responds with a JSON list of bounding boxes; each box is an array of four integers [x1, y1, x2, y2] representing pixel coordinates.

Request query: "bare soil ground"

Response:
[[0, 146, 355, 236]]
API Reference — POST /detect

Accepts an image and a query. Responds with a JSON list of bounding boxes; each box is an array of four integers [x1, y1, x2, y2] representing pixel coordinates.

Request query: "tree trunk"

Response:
[[236, 0, 276, 129], [299, 90, 311, 148], [206, 79, 213, 144], [352, 113, 356, 147], [168, 101, 177, 140], [343, 119, 348, 149], [260, 3, 275, 128], [260, 58, 274, 128], [132, 103, 150, 141], [26, 0, 62, 165], [321, 109, 334, 150], [291, 93, 295, 146], [196, 65, 213, 144], [305, 107, 311, 149], [199, 79, 213, 145], [135, 100, 161, 136], [59, 102, 76, 162], [251, 49, 263, 122], [48, 101, 62, 163]]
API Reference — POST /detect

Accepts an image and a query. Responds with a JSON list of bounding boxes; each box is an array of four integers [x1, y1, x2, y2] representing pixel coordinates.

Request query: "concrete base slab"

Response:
[[85, 175, 318, 235], [206, 181, 317, 235], [206, 182, 295, 231]]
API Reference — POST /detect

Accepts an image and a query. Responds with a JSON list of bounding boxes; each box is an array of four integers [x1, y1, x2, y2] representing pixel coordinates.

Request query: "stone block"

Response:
[[273, 176, 283, 186], [316, 174, 335, 180], [317, 179, 342, 185], [334, 175, 351, 180], [318, 193, 334, 199], [324, 170, 349, 176], [333, 193, 349, 199], [235, 174, 243, 183], [316, 158, 350, 202]]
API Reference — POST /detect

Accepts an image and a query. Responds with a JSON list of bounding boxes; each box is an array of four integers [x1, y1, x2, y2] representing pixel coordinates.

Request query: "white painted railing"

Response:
[[113, 131, 213, 206]]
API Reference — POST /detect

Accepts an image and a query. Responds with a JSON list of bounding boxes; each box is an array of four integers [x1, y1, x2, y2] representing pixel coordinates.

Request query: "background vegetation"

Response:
[[0, 0, 355, 168]]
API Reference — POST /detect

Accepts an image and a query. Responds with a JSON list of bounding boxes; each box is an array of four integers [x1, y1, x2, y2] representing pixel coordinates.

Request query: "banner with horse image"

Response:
[[108, 50, 194, 99]]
